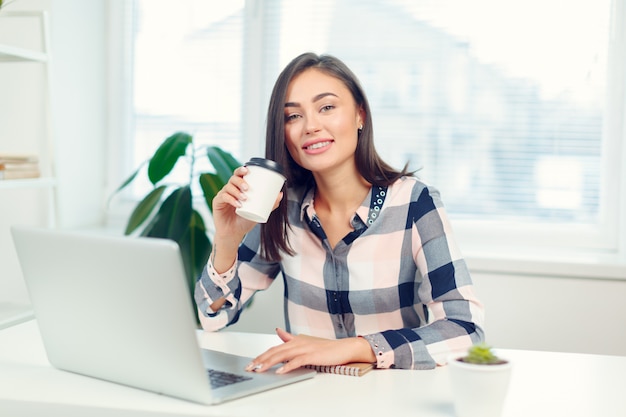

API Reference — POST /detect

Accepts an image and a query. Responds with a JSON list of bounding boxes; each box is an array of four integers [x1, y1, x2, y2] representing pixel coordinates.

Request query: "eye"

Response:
[[320, 104, 335, 112], [285, 113, 301, 122]]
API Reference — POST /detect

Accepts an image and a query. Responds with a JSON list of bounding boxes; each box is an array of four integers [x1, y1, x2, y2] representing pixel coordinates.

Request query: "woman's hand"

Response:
[[212, 165, 284, 240], [212, 166, 257, 239], [209, 165, 284, 276], [245, 328, 376, 374]]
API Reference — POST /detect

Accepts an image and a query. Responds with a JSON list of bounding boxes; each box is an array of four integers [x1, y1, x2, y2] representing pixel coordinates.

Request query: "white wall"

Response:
[[0, 0, 107, 321], [472, 271, 626, 356], [0, 0, 53, 310], [0, 0, 107, 228], [49, 0, 107, 228]]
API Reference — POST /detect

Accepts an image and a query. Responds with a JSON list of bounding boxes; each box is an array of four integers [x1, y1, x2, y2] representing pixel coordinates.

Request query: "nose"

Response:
[[304, 113, 321, 135]]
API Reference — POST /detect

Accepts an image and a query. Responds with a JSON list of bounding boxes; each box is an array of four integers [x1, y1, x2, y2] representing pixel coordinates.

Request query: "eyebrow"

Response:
[[284, 92, 338, 108]]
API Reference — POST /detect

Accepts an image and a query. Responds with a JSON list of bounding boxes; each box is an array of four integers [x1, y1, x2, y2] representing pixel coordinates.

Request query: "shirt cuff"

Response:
[[361, 333, 395, 369], [205, 257, 237, 310]]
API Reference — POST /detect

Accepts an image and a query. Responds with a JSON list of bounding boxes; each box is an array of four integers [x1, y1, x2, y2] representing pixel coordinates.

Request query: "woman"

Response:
[[195, 52, 485, 374]]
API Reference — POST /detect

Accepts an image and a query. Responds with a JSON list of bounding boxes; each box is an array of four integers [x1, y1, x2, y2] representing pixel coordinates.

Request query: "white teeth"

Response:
[[306, 141, 331, 150]]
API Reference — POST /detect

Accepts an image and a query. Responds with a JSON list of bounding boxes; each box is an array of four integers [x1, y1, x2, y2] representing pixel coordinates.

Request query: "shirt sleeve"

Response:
[[194, 225, 281, 331], [362, 184, 485, 369]]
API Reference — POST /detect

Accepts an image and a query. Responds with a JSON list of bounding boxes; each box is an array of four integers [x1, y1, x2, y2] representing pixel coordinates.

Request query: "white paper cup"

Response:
[[235, 158, 286, 223]]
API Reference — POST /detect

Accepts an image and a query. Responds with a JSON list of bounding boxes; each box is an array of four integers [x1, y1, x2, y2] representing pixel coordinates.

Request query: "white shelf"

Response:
[[0, 11, 55, 330], [0, 44, 47, 62], [0, 177, 56, 189]]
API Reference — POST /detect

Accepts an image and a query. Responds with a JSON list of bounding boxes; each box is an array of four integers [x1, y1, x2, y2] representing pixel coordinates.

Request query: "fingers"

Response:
[[245, 335, 305, 374], [245, 343, 295, 373], [275, 359, 305, 374], [276, 327, 293, 343], [213, 166, 249, 211], [245, 332, 329, 374], [214, 167, 285, 228]]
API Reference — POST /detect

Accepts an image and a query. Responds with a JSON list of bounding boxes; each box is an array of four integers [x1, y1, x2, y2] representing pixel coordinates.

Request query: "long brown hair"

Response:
[[260, 52, 411, 261]]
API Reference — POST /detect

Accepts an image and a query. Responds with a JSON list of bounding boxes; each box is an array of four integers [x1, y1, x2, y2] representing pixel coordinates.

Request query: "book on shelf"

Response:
[[0, 154, 41, 180], [0, 162, 40, 171], [304, 362, 374, 377], [0, 169, 41, 180], [0, 153, 39, 164]]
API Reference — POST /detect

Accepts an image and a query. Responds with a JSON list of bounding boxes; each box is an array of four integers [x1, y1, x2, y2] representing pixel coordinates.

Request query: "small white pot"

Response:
[[448, 353, 512, 417]]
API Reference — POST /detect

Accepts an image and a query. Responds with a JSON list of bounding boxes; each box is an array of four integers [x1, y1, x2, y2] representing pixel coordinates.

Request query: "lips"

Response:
[[303, 140, 333, 151]]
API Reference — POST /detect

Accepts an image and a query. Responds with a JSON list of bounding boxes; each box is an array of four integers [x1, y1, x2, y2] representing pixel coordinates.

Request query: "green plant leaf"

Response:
[[198, 173, 225, 213], [148, 131, 193, 185], [206, 146, 239, 184], [124, 185, 167, 235], [178, 210, 211, 298], [190, 208, 207, 230], [218, 146, 242, 172], [143, 186, 193, 241], [463, 343, 503, 364]]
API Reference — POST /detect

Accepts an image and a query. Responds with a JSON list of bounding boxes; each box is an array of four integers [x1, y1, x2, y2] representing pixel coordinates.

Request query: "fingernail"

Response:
[[246, 363, 263, 372], [276, 366, 285, 374]]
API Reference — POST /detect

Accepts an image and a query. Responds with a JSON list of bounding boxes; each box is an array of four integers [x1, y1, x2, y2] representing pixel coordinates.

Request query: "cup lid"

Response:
[[245, 157, 286, 177]]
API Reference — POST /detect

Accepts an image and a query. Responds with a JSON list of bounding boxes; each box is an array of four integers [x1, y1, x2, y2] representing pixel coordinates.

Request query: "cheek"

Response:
[[332, 117, 358, 144], [331, 113, 356, 134]]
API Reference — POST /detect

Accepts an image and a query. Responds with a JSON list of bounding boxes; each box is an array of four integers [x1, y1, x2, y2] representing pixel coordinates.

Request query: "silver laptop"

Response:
[[10, 226, 315, 405]]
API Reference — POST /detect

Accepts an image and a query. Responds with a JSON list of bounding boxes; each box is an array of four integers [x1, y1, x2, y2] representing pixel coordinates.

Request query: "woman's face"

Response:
[[283, 68, 363, 175]]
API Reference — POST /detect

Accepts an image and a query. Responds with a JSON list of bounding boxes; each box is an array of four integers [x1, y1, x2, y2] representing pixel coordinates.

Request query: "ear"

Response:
[[357, 107, 366, 129]]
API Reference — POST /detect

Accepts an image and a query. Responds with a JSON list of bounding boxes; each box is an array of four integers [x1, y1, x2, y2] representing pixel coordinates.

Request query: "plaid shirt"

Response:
[[196, 176, 485, 369]]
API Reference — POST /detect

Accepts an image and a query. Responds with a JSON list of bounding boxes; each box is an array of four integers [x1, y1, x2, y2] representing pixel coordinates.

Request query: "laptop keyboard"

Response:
[[207, 368, 253, 389]]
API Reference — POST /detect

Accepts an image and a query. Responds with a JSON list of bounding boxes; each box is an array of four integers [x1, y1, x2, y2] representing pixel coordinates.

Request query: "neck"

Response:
[[312, 170, 371, 215]]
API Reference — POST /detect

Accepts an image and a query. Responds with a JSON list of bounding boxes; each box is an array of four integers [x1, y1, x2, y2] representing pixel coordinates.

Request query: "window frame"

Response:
[[452, 0, 625, 259]]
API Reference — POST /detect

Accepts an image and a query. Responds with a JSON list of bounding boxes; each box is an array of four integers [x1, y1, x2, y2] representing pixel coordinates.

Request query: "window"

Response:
[[110, 0, 625, 257]]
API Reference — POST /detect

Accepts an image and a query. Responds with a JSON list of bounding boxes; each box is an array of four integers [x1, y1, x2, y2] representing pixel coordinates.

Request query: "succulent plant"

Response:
[[460, 343, 507, 365]]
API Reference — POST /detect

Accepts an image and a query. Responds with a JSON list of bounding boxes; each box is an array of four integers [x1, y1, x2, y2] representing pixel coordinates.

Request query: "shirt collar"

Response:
[[300, 186, 316, 223], [299, 184, 388, 228]]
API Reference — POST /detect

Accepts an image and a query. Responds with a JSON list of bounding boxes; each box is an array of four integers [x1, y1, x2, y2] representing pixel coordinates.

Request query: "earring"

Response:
[[358, 124, 363, 135]]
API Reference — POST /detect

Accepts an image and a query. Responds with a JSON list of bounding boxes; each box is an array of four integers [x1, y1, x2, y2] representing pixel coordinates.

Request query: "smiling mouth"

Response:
[[304, 140, 333, 150]]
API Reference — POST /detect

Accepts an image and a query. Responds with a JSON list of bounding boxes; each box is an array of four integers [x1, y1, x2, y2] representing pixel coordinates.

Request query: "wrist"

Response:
[[209, 236, 241, 274], [213, 232, 244, 248], [355, 336, 377, 364]]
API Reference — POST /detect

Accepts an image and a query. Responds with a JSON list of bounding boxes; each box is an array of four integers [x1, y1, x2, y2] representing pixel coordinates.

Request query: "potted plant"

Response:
[[110, 131, 241, 301], [448, 343, 512, 417], [456, 342, 508, 365]]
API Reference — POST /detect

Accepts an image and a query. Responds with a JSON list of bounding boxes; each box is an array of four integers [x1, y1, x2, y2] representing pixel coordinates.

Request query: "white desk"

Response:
[[1, 320, 625, 417]]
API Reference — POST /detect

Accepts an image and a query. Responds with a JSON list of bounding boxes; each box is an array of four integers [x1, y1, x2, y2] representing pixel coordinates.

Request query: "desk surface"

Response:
[[1, 320, 625, 417]]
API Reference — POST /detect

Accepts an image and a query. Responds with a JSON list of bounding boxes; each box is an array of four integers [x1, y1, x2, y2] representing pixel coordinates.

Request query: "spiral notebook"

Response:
[[304, 362, 374, 377]]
